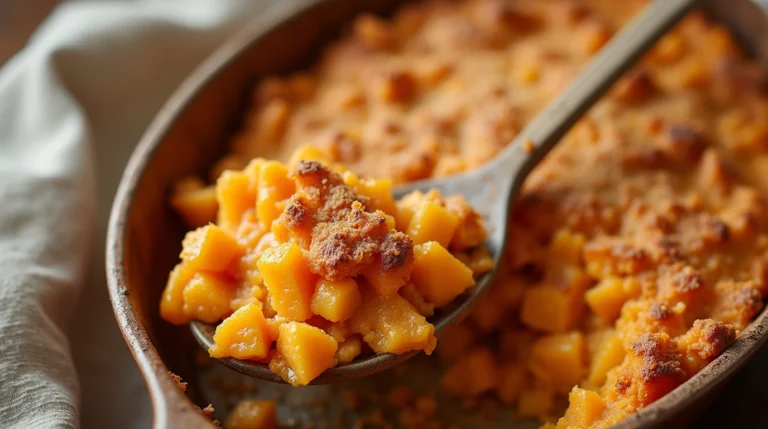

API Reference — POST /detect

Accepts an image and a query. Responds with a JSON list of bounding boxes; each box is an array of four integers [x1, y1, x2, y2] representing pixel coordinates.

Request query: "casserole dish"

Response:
[[107, 0, 768, 427]]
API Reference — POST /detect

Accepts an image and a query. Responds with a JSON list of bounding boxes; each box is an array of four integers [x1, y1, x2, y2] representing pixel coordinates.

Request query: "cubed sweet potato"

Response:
[[209, 302, 272, 360], [180, 224, 244, 272], [410, 241, 475, 307], [394, 191, 425, 231], [311, 278, 362, 322], [288, 144, 332, 167], [342, 171, 397, 215], [349, 285, 436, 355], [277, 321, 338, 386], [226, 399, 277, 429], [563, 387, 606, 427], [443, 195, 487, 250], [520, 271, 587, 333], [406, 202, 459, 247], [217, 169, 258, 232], [528, 332, 587, 392], [182, 272, 237, 323], [170, 185, 218, 229], [548, 229, 585, 265], [522, 290, 570, 328], [258, 242, 317, 321], [383, 213, 396, 230], [160, 262, 196, 325], [587, 331, 625, 387], [257, 161, 295, 229], [585, 277, 629, 323]]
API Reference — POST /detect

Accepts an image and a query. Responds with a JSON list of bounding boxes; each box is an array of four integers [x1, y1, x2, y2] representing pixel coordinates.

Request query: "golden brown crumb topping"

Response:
[[310, 202, 395, 279], [630, 333, 686, 383], [381, 233, 414, 272], [276, 161, 415, 280]]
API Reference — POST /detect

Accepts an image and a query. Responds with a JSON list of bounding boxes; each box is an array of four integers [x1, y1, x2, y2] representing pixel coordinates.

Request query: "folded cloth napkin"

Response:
[[0, 1, 272, 428]]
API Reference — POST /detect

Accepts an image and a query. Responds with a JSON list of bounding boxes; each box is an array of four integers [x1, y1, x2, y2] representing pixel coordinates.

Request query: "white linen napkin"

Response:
[[0, 1, 272, 428]]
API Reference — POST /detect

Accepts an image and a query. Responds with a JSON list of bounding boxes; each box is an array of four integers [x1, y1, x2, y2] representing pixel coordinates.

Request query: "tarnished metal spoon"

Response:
[[191, 0, 699, 384]]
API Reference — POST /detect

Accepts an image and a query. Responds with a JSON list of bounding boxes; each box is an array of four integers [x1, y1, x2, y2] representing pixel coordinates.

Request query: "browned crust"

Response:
[[649, 303, 672, 320], [380, 232, 414, 272], [630, 334, 686, 383]]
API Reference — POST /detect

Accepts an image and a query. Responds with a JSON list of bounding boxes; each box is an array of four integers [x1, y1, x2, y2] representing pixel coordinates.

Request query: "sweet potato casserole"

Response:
[[163, 0, 768, 427]]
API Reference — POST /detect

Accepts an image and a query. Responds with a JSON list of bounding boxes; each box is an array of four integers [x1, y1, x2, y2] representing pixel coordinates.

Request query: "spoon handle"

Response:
[[492, 0, 700, 181]]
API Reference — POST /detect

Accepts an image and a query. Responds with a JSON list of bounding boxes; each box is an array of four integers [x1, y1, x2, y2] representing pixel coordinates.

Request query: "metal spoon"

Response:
[[191, 0, 699, 384]]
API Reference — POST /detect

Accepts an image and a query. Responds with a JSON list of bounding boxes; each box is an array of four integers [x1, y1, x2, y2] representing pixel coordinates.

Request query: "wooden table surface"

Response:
[[1, 1, 767, 428]]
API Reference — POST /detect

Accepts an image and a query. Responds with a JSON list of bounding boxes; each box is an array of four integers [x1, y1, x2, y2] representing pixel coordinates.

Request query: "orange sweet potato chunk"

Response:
[[277, 321, 338, 386], [226, 399, 277, 429], [441, 347, 498, 396], [257, 161, 296, 229], [349, 285, 437, 355], [406, 202, 459, 247], [548, 229, 586, 265], [520, 288, 568, 333], [562, 387, 606, 427], [182, 272, 237, 323], [394, 191, 425, 231], [528, 332, 587, 392], [170, 185, 217, 229], [383, 213, 396, 230], [209, 302, 272, 360], [410, 241, 475, 307], [258, 242, 317, 321], [587, 331, 625, 387], [310, 278, 362, 322], [585, 277, 630, 323], [216, 166, 259, 232], [160, 262, 196, 325], [180, 224, 244, 272], [288, 144, 332, 167], [444, 195, 488, 250], [342, 171, 397, 216], [520, 268, 589, 333]]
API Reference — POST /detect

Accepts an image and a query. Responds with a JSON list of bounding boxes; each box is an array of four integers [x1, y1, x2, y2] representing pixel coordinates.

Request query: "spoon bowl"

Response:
[[188, 0, 697, 385]]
